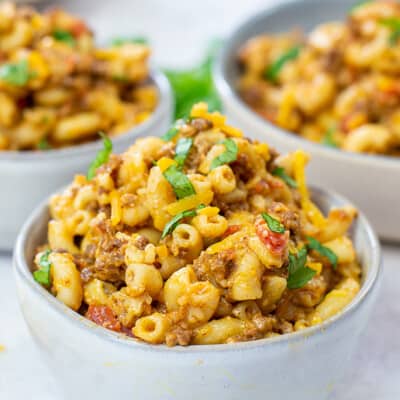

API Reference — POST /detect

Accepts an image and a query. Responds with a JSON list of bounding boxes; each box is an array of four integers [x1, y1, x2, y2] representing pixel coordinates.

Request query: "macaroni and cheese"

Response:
[[237, 0, 400, 156], [33, 103, 361, 346], [0, 2, 157, 151]]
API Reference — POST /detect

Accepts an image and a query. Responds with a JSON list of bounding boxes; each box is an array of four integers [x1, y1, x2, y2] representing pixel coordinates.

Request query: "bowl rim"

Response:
[[14, 184, 381, 354], [213, 0, 400, 168], [0, 68, 173, 163]]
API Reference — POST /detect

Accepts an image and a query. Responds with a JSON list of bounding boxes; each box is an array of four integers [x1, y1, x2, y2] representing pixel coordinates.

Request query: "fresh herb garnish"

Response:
[[165, 39, 222, 119], [272, 167, 298, 188], [174, 137, 193, 168], [112, 75, 129, 82], [265, 46, 301, 83], [0, 59, 35, 86], [287, 247, 316, 289], [33, 249, 52, 287], [380, 18, 400, 46], [161, 204, 206, 239], [261, 212, 285, 234], [161, 119, 186, 141], [210, 138, 238, 170], [322, 127, 338, 148], [87, 132, 113, 180], [38, 138, 51, 150], [307, 236, 338, 269], [111, 36, 148, 46], [163, 164, 196, 199], [52, 29, 76, 46]]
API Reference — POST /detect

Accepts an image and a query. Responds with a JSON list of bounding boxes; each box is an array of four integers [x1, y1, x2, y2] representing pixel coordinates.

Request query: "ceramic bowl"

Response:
[[213, 0, 400, 241], [0, 69, 173, 251], [13, 186, 381, 400]]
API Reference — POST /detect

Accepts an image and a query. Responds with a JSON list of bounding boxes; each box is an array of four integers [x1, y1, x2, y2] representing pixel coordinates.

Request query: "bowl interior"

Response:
[[15, 185, 381, 351]]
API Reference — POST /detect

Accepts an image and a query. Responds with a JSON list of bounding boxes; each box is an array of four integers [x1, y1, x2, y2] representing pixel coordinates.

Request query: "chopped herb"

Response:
[[174, 137, 193, 168], [265, 46, 301, 82], [349, 0, 372, 12], [161, 119, 186, 141], [210, 138, 238, 170], [0, 59, 36, 86], [163, 164, 196, 199], [272, 166, 298, 188], [52, 29, 76, 46], [162, 209, 196, 239], [287, 247, 316, 289], [261, 212, 285, 234], [87, 132, 113, 180], [38, 138, 51, 150], [165, 39, 222, 119], [307, 236, 338, 269], [322, 127, 338, 148], [380, 18, 400, 45], [112, 75, 129, 82], [111, 36, 148, 46], [33, 249, 52, 287]]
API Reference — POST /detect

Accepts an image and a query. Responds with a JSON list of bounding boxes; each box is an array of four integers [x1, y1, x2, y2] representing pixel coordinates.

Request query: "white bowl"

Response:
[[213, 0, 400, 241], [13, 186, 381, 400], [0, 69, 173, 251]]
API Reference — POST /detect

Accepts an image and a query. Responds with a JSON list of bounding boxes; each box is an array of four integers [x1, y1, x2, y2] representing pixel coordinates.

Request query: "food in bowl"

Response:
[[236, 0, 400, 156], [0, 2, 157, 151], [32, 103, 361, 346]]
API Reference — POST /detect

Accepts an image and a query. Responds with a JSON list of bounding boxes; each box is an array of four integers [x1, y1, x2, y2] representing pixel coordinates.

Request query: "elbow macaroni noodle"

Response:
[[33, 102, 361, 346], [237, 0, 400, 156], [0, 2, 157, 151]]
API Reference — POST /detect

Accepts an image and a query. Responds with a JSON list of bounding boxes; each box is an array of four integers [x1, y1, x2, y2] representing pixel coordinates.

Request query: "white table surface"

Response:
[[0, 0, 399, 399]]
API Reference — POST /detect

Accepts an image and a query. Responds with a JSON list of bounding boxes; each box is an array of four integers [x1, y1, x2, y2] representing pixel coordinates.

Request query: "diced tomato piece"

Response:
[[255, 217, 288, 256], [253, 179, 270, 194], [222, 224, 241, 239], [70, 20, 88, 37], [86, 305, 121, 332]]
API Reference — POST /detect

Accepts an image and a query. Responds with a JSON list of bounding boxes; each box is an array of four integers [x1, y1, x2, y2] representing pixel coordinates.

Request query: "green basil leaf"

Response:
[[174, 137, 193, 168], [210, 138, 238, 170], [0, 59, 35, 86], [287, 266, 316, 290], [265, 46, 301, 83], [37, 138, 51, 150], [164, 40, 222, 119], [161, 209, 197, 239], [161, 119, 186, 141], [52, 29, 76, 46], [261, 212, 285, 234], [307, 236, 338, 269], [163, 164, 196, 199], [111, 36, 148, 46], [287, 246, 315, 289], [288, 246, 307, 275], [33, 249, 52, 287], [322, 127, 338, 148], [379, 18, 400, 45], [272, 167, 298, 188], [87, 132, 113, 180]]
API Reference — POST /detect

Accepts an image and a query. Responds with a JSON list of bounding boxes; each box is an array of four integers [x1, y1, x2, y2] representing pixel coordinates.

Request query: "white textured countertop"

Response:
[[0, 0, 399, 398]]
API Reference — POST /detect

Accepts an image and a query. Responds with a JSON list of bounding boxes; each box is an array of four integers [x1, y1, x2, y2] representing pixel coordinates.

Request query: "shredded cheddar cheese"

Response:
[[110, 190, 122, 226], [166, 191, 213, 215], [293, 150, 326, 228]]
